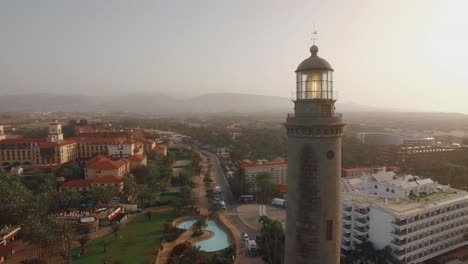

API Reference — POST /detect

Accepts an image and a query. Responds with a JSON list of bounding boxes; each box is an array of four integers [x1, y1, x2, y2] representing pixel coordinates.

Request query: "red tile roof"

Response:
[[137, 139, 155, 144], [60, 179, 92, 188], [87, 158, 128, 170], [126, 154, 146, 162], [0, 138, 46, 144], [240, 159, 287, 169], [92, 175, 122, 184], [0, 244, 17, 258], [75, 137, 125, 144], [86, 155, 109, 164], [61, 175, 122, 189]]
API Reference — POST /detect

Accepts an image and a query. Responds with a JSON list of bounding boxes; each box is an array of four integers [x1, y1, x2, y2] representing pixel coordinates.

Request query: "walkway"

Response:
[[154, 228, 195, 264]]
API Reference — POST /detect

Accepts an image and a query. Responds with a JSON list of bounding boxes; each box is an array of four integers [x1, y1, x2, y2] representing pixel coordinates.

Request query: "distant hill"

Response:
[[0, 92, 452, 114]]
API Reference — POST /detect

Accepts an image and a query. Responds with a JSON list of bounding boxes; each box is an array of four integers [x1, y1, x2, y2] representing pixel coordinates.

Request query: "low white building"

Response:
[[342, 171, 468, 263], [357, 132, 435, 147]]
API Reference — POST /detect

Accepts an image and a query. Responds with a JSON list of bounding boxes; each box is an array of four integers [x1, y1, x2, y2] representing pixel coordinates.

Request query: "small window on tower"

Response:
[[326, 220, 333, 240]]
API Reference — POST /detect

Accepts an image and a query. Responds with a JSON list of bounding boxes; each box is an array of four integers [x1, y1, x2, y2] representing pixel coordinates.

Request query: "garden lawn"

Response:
[[72, 210, 174, 264]]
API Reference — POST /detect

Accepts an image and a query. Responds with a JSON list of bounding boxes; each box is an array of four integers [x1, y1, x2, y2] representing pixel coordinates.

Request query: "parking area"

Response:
[[236, 204, 286, 231]]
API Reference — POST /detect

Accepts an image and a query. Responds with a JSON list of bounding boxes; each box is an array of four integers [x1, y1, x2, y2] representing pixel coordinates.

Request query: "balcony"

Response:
[[355, 217, 367, 225], [354, 208, 368, 216], [341, 242, 352, 251], [353, 235, 366, 243], [343, 224, 352, 231], [391, 239, 408, 247], [343, 210, 353, 216], [391, 229, 408, 237], [354, 226, 367, 235]]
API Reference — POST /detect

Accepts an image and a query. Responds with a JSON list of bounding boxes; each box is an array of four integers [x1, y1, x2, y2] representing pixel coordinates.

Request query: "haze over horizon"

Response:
[[2, 0, 468, 113]]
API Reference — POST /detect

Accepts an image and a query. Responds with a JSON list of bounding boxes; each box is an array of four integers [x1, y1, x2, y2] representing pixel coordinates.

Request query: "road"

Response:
[[201, 151, 260, 239]]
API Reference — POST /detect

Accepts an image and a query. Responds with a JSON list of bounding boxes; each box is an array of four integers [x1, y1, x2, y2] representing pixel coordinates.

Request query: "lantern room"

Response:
[[295, 45, 334, 100]]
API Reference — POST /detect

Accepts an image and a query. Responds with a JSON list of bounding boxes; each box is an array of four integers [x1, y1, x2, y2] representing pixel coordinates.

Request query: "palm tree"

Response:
[[255, 173, 278, 203], [192, 216, 208, 235], [180, 245, 204, 264], [100, 240, 111, 253], [145, 211, 152, 220], [112, 224, 120, 240], [258, 216, 284, 264], [78, 235, 91, 256], [208, 203, 221, 215]]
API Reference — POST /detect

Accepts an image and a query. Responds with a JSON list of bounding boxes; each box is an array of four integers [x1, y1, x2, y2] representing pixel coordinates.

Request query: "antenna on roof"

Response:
[[311, 24, 318, 45]]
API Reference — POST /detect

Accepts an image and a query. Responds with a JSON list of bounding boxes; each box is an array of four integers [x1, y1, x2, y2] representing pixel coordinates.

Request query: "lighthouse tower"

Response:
[[284, 44, 346, 264]]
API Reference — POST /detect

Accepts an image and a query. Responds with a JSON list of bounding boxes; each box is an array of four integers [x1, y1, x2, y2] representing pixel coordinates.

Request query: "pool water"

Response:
[[177, 219, 231, 252]]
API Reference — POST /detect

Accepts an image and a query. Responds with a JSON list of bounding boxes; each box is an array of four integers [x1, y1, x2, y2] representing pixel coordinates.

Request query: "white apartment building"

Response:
[[342, 171, 468, 264], [239, 159, 287, 188], [357, 132, 435, 147]]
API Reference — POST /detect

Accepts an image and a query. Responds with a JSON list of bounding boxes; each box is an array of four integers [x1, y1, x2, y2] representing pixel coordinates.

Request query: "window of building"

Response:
[[391, 189, 395, 193], [386, 188, 389, 192], [326, 220, 333, 240], [374, 185, 377, 189]]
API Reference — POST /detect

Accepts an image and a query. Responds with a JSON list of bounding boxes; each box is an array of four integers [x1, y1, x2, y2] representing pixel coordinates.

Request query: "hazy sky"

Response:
[[1, 0, 468, 113]]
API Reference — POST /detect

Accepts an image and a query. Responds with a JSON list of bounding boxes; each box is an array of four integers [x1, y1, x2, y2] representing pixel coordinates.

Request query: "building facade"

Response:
[[284, 44, 346, 264], [0, 121, 158, 171], [357, 132, 435, 147], [239, 159, 287, 188], [342, 171, 468, 263]]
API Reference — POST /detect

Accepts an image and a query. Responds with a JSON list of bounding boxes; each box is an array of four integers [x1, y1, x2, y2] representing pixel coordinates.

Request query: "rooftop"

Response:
[[343, 185, 468, 218]]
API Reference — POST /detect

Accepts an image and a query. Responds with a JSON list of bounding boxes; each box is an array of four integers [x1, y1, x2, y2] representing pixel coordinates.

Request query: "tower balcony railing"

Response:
[[287, 113, 343, 119]]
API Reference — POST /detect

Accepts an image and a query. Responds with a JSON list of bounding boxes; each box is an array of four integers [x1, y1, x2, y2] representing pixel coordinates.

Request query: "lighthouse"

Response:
[[284, 43, 346, 264]]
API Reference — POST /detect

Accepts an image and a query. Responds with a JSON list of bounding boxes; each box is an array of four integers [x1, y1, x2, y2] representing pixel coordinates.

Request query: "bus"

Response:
[[239, 195, 254, 203]]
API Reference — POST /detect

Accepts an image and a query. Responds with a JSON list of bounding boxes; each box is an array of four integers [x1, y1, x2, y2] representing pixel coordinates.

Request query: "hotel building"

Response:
[[357, 132, 435, 147], [341, 171, 468, 263], [239, 159, 288, 187], [0, 121, 157, 171]]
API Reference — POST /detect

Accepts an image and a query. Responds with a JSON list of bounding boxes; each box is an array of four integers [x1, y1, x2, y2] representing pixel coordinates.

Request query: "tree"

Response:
[[23, 215, 76, 262], [258, 216, 284, 264], [100, 240, 111, 253], [55, 163, 84, 181], [255, 173, 278, 203], [131, 165, 152, 184], [78, 236, 91, 256], [208, 203, 221, 215], [89, 185, 119, 204], [122, 173, 137, 202], [192, 216, 208, 236], [0, 173, 33, 225], [112, 224, 120, 240], [343, 239, 397, 264], [145, 211, 152, 220]]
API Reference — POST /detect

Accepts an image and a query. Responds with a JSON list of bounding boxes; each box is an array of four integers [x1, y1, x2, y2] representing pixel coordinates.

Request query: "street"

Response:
[[201, 151, 260, 246]]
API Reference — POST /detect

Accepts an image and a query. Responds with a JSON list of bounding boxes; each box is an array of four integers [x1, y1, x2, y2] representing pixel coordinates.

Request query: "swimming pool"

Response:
[[177, 219, 231, 252]]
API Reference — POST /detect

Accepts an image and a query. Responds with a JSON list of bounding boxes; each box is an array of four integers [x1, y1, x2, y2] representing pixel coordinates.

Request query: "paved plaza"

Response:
[[236, 204, 286, 231]]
